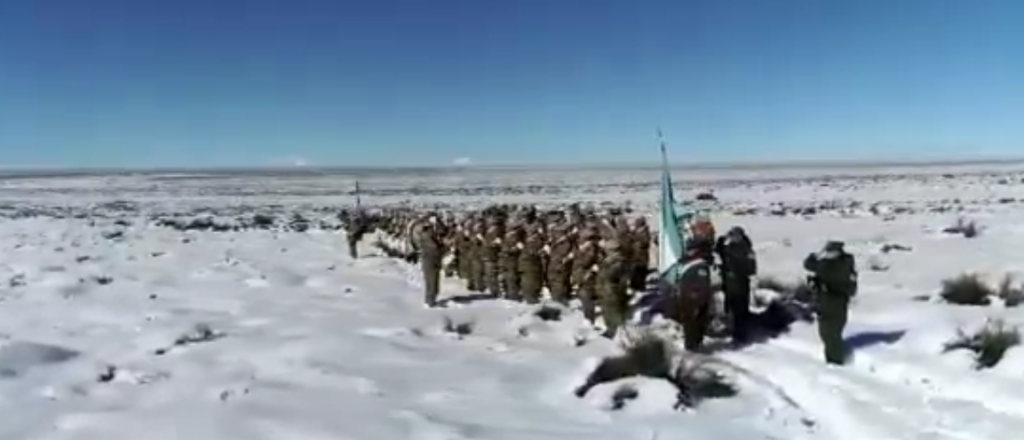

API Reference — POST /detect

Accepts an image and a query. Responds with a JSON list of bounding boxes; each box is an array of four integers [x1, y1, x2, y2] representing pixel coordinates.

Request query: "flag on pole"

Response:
[[354, 180, 362, 208], [656, 132, 687, 282]]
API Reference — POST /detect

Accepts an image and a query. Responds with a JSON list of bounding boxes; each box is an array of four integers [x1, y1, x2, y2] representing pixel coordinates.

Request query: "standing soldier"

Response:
[[405, 216, 424, 264], [629, 216, 652, 292], [482, 217, 504, 297], [501, 221, 524, 301], [343, 208, 369, 259], [443, 221, 460, 278], [803, 240, 858, 365], [419, 215, 445, 307], [715, 226, 757, 344], [546, 217, 575, 304], [470, 219, 487, 292], [676, 240, 715, 352], [572, 226, 602, 324], [597, 238, 631, 338], [519, 221, 546, 304], [456, 218, 474, 285]]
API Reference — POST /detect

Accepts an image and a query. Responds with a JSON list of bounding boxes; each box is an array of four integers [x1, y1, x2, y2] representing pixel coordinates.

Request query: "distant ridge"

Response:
[[2, 156, 1024, 179]]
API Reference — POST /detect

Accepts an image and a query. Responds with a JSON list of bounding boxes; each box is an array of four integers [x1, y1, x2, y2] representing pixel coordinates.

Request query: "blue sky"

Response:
[[1, 0, 1022, 168]]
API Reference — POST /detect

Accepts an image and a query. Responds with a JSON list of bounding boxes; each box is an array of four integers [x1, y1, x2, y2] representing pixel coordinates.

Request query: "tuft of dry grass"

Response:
[[943, 319, 1020, 369]]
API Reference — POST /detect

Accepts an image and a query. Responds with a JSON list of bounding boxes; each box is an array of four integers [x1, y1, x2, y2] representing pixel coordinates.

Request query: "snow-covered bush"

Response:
[[943, 319, 1020, 369]]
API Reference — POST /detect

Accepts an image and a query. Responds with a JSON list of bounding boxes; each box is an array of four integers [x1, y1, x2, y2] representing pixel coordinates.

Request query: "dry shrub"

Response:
[[943, 319, 1021, 369], [942, 218, 979, 238], [939, 273, 993, 306], [879, 243, 913, 253], [573, 329, 737, 409]]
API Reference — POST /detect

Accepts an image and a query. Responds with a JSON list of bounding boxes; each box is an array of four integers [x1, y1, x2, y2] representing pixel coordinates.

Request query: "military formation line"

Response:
[[340, 204, 858, 365]]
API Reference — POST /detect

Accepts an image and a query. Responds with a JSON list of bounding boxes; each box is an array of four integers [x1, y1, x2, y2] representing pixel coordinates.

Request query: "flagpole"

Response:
[[355, 180, 361, 209]]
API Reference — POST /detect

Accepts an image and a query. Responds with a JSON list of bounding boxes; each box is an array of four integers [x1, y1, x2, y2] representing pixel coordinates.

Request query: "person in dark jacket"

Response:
[[803, 240, 858, 365], [715, 226, 757, 344]]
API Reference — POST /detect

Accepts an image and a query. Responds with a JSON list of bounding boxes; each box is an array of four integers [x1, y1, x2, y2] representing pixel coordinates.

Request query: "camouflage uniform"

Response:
[[597, 238, 631, 337], [456, 220, 473, 282], [571, 227, 602, 323], [500, 225, 524, 300], [629, 217, 652, 292], [803, 241, 857, 365], [676, 245, 714, 352], [418, 218, 445, 307], [519, 222, 546, 304], [482, 220, 503, 296], [469, 221, 486, 292], [545, 220, 575, 304]]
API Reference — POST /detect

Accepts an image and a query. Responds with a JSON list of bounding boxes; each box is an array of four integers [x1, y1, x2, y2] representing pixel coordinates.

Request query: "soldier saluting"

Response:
[[803, 240, 858, 365]]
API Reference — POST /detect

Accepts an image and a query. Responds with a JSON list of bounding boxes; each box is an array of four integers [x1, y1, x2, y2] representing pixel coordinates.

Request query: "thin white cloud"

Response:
[[453, 157, 471, 166]]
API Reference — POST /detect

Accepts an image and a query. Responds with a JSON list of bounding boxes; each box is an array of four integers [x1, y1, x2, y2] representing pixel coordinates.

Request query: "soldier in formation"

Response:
[[360, 203, 854, 365], [366, 204, 655, 337]]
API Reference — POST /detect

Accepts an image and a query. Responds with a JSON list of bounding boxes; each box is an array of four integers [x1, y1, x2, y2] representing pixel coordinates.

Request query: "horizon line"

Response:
[[1, 155, 1024, 176]]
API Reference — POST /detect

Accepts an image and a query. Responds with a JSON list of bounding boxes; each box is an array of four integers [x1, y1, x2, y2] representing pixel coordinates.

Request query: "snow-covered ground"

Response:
[[2, 165, 1024, 439]]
